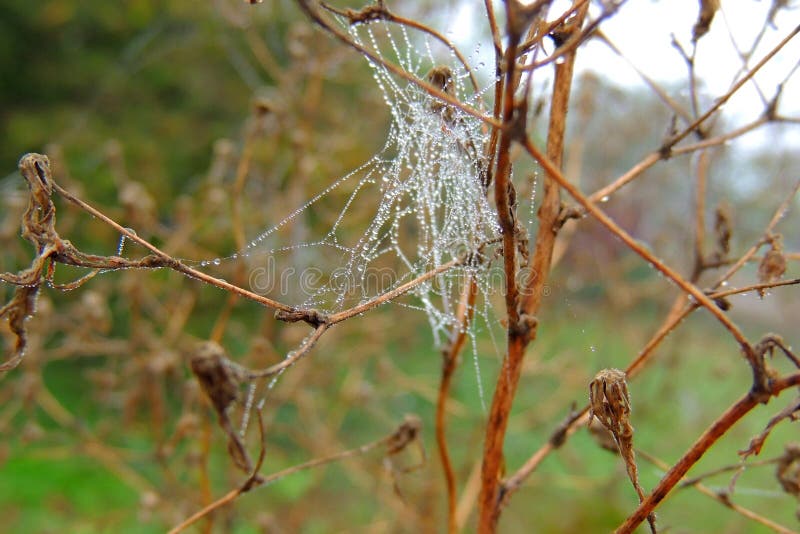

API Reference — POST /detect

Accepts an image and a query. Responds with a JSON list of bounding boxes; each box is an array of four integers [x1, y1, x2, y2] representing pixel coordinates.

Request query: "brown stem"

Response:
[[477, 13, 526, 532], [483, 0, 502, 59], [637, 450, 795, 534], [478, 3, 586, 530], [588, 23, 799, 206], [245, 324, 328, 378], [617, 373, 800, 532], [169, 415, 419, 534], [521, 138, 757, 374]]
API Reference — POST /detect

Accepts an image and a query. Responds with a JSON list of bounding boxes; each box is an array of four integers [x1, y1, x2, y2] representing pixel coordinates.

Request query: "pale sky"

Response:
[[442, 0, 800, 146]]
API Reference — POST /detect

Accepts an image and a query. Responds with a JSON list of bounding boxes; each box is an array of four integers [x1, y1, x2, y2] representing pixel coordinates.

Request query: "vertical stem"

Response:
[[478, 4, 587, 530], [477, 25, 523, 532]]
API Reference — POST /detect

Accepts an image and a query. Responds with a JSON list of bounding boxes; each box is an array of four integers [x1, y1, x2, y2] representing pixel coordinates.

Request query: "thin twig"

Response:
[[296, 0, 501, 131], [588, 23, 800, 205], [169, 415, 421, 534]]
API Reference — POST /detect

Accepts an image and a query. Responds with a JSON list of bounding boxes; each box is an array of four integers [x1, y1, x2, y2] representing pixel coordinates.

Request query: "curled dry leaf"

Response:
[[0, 286, 39, 372], [189, 341, 254, 472]]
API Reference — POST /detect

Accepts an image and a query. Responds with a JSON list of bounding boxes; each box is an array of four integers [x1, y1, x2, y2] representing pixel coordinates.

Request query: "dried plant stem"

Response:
[[479, 3, 585, 530], [169, 416, 419, 534], [502, 178, 799, 498], [483, 0, 501, 57], [522, 138, 758, 377], [588, 23, 799, 205], [320, 1, 482, 99], [673, 117, 769, 156], [51, 181, 296, 313], [617, 373, 800, 533], [327, 258, 463, 323], [244, 324, 328, 378], [637, 450, 795, 534], [296, 0, 501, 131], [477, 10, 528, 530]]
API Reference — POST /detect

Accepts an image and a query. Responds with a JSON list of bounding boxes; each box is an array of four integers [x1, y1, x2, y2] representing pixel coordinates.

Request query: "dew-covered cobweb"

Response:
[[192, 20, 527, 410]]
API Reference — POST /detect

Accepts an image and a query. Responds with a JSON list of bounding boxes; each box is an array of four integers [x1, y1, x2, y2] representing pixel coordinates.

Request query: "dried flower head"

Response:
[[425, 65, 456, 124], [588, 368, 656, 532], [589, 368, 632, 440], [758, 234, 786, 296], [189, 341, 247, 416]]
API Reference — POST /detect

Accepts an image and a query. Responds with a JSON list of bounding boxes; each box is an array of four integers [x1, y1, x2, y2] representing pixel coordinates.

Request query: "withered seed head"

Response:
[[758, 234, 786, 296], [425, 65, 456, 124], [588, 368, 632, 439], [189, 341, 246, 415]]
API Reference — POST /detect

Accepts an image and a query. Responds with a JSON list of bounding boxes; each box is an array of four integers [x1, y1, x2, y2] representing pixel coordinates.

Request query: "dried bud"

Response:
[[589, 368, 631, 440], [425, 65, 456, 125], [189, 341, 246, 415], [758, 235, 786, 296], [713, 201, 732, 259], [588, 368, 655, 530]]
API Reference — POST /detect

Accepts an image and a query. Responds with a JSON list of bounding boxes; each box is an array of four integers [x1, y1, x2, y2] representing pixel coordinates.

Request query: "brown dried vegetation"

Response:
[[2, 1, 800, 532]]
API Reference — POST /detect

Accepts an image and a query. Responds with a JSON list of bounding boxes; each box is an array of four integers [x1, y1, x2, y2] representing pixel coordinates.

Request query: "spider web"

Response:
[[194, 21, 514, 409], [201, 23, 502, 336]]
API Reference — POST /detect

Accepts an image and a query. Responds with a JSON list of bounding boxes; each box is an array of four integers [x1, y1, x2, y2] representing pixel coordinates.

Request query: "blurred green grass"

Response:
[[3, 305, 797, 532]]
